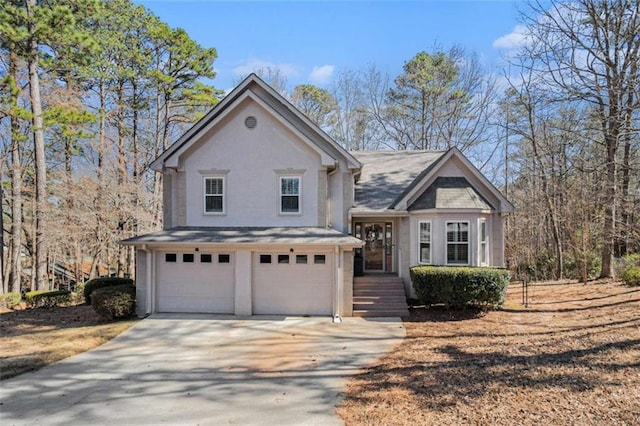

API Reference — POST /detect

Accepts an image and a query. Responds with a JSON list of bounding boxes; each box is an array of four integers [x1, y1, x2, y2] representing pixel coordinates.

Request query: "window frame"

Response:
[[479, 218, 488, 266], [203, 176, 226, 215], [445, 221, 470, 265], [279, 176, 302, 215], [418, 220, 432, 264]]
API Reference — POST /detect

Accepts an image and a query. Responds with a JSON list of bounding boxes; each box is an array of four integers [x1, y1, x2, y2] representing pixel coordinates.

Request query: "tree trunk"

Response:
[[600, 134, 617, 278], [26, 0, 48, 290], [8, 51, 23, 294]]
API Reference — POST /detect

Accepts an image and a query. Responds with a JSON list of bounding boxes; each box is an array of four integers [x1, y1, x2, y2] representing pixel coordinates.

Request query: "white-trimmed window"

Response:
[[479, 219, 488, 266], [204, 177, 225, 214], [418, 221, 432, 264], [279, 176, 301, 214], [446, 221, 469, 265]]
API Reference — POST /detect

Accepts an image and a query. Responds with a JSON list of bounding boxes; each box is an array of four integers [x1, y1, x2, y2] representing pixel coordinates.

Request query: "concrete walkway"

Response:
[[0, 315, 405, 426]]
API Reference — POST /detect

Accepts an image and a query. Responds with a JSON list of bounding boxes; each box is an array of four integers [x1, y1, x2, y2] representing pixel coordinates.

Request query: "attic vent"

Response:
[[244, 116, 257, 129]]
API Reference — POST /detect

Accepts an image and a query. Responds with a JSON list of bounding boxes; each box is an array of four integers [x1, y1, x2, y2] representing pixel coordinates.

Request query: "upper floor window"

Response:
[[280, 176, 300, 214], [418, 221, 432, 264], [204, 177, 225, 214], [446, 221, 469, 265]]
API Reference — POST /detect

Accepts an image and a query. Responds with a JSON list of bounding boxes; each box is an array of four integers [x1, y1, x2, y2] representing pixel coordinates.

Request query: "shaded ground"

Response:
[[338, 280, 640, 425], [0, 316, 404, 426], [0, 305, 138, 380]]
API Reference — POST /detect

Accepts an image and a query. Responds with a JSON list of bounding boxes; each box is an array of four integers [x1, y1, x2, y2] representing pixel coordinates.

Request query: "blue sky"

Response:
[[137, 0, 527, 91]]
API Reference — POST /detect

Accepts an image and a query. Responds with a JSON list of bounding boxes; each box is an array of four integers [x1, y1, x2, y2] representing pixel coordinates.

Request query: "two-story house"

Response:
[[122, 74, 513, 320]]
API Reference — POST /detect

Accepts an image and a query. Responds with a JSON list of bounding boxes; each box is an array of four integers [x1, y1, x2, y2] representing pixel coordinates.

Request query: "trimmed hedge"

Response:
[[621, 265, 640, 287], [84, 277, 134, 305], [25, 290, 71, 308], [91, 284, 136, 320], [410, 265, 511, 309], [0, 292, 22, 309]]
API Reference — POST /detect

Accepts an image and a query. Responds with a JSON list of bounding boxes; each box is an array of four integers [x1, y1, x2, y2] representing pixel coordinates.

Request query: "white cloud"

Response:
[[309, 65, 335, 84], [493, 25, 529, 50], [232, 58, 299, 79]]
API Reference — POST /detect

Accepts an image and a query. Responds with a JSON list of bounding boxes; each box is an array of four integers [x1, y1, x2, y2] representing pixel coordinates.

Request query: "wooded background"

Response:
[[1, 0, 638, 293]]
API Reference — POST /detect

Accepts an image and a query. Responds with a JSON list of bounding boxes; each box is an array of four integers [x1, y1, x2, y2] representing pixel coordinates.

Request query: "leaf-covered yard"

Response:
[[0, 305, 138, 380], [338, 280, 640, 425]]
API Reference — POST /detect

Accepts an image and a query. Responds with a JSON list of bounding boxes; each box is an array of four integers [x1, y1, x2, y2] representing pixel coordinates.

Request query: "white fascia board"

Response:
[[349, 209, 410, 218], [121, 241, 364, 250], [408, 208, 494, 215]]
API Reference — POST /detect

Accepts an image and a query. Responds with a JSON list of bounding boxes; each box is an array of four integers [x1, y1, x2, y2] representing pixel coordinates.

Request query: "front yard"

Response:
[[338, 280, 640, 425], [0, 305, 138, 380]]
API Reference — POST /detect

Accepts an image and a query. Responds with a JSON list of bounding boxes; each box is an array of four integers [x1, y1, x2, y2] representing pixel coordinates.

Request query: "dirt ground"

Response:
[[338, 280, 640, 425], [0, 305, 138, 380]]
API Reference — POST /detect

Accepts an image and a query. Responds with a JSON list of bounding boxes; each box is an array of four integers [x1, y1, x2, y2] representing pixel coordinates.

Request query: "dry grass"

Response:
[[338, 280, 640, 425], [0, 305, 138, 380]]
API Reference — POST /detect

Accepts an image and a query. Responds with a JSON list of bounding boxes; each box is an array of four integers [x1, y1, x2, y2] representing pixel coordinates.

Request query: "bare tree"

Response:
[[518, 0, 640, 277]]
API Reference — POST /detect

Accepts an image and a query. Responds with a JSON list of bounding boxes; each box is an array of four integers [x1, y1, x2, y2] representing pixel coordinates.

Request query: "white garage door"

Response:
[[156, 251, 235, 313], [252, 252, 332, 315]]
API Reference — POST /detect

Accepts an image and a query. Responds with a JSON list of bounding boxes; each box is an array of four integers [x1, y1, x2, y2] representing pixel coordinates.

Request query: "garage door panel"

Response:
[[252, 252, 332, 316], [157, 251, 235, 314]]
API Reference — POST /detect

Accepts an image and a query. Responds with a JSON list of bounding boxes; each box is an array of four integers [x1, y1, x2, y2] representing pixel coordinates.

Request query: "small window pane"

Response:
[[260, 254, 271, 264], [281, 177, 299, 195], [281, 196, 299, 212], [200, 254, 212, 263], [183, 253, 194, 263], [314, 254, 326, 264], [278, 254, 289, 264], [205, 196, 223, 212], [296, 254, 308, 264], [205, 178, 223, 195], [218, 254, 230, 264], [165, 253, 177, 262]]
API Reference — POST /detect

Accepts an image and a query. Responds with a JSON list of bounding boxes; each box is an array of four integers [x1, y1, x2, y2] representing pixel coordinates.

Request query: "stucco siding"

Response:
[[492, 214, 505, 266], [162, 174, 172, 230], [176, 171, 186, 226], [342, 250, 354, 316], [135, 250, 147, 317], [317, 170, 328, 227], [180, 100, 321, 227], [397, 217, 412, 296]]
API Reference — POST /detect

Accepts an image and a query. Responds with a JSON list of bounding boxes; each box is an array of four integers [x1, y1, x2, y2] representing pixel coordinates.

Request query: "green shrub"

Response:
[[410, 266, 511, 309], [25, 290, 71, 308], [621, 265, 640, 287], [91, 284, 136, 320], [84, 277, 133, 305], [0, 292, 22, 309]]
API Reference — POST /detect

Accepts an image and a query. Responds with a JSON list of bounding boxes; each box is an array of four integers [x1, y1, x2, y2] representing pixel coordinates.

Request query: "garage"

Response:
[[252, 251, 333, 315], [156, 251, 235, 313]]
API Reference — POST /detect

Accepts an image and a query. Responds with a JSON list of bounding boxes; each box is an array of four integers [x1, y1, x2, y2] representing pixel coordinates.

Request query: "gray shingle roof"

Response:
[[408, 177, 493, 210], [121, 227, 363, 246], [350, 150, 445, 211]]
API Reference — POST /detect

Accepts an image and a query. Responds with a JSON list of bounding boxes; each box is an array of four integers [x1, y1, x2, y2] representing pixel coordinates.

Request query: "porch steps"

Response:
[[352, 275, 410, 317]]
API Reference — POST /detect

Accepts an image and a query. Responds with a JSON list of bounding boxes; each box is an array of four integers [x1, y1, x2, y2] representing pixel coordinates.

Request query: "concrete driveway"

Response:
[[0, 314, 405, 425]]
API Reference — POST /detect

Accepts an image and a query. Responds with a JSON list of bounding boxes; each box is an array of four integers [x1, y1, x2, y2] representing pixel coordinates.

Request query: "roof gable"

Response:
[[408, 176, 493, 210], [394, 147, 514, 213], [150, 74, 361, 171]]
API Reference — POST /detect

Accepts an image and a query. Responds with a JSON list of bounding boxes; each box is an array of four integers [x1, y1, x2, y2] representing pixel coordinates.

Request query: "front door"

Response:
[[356, 222, 393, 272]]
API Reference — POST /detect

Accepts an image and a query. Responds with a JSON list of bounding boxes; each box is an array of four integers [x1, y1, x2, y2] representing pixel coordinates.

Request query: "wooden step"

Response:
[[352, 275, 409, 317], [353, 309, 410, 317]]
